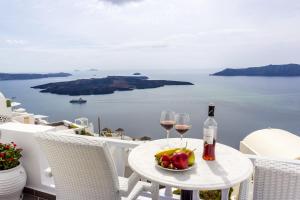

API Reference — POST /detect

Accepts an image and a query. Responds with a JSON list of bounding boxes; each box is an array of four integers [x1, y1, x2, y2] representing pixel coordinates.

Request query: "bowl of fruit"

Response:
[[155, 147, 196, 171]]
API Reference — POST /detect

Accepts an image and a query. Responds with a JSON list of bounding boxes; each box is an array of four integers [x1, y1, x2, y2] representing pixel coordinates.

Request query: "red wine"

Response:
[[175, 125, 190, 135], [160, 120, 175, 130], [202, 104, 217, 161], [203, 139, 216, 161]]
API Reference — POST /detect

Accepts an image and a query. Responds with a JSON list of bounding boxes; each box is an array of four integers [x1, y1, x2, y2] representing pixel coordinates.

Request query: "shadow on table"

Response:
[[206, 160, 231, 186]]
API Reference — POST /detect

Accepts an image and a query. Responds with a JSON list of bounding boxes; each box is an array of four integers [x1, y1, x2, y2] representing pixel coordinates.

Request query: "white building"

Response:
[[0, 92, 12, 122]]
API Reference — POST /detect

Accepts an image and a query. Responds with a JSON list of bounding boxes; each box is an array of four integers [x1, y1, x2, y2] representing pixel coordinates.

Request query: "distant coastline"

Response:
[[0, 72, 71, 80], [212, 64, 300, 77], [32, 75, 193, 96]]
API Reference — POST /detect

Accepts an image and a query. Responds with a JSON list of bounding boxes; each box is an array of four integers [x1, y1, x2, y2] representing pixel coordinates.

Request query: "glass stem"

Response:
[[166, 130, 170, 147], [180, 134, 183, 147]]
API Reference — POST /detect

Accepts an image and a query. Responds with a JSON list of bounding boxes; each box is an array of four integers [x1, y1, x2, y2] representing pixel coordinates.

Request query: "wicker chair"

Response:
[[35, 132, 153, 200], [239, 155, 300, 200]]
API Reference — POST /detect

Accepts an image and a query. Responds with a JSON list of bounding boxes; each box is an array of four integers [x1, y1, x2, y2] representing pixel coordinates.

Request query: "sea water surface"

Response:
[[1, 69, 300, 149]]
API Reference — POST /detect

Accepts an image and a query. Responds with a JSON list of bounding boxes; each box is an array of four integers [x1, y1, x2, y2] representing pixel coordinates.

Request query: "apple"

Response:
[[171, 152, 189, 169], [174, 148, 195, 166], [160, 154, 170, 168]]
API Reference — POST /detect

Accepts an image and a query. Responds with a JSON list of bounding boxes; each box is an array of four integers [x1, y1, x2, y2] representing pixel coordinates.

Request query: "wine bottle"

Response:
[[202, 104, 217, 161]]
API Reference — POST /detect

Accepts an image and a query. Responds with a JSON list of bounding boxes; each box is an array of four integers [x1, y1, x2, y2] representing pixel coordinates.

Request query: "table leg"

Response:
[[192, 190, 200, 200], [151, 182, 160, 200], [180, 190, 193, 200], [221, 188, 230, 200]]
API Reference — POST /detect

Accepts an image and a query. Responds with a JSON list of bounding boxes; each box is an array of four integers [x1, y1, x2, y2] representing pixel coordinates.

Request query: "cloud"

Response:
[[5, 39, 27, 45], [105, 40, 169, 50], [1, 0, 300, 72], [99, 0, 142, 5]]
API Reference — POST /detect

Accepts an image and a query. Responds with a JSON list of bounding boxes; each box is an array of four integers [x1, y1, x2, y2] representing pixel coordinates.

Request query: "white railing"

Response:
[[0, 122, 144, 196], [4, 122, 299, 199]]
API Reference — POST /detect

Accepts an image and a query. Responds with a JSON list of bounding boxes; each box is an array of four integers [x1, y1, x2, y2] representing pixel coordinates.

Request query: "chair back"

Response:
[[35, 132, 120, 200], [253, 158, 300, 200]]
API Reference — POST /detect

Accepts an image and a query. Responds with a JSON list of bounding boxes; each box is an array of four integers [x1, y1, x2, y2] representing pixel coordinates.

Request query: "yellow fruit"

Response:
[[155, 148, 180, 159]]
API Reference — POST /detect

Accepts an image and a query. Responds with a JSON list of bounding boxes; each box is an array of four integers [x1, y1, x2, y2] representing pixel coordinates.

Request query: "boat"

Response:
[[69, 98, 87, 104]]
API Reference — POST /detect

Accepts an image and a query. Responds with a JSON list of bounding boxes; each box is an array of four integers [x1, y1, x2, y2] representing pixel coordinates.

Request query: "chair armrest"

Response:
[[244, 154, 300, 165]]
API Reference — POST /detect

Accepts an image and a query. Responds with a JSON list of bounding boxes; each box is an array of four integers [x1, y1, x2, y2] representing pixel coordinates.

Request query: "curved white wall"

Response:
[[240, 128, 300, 160], [0, 92, 12, 117]]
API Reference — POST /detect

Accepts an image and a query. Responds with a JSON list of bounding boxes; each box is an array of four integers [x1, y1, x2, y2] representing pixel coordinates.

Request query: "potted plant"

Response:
[[0, 142, 27, 200]]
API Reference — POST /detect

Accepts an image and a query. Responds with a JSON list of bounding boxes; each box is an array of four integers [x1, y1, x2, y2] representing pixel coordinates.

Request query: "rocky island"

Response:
[[212, 64, 300, 76], [0, 72, 71, 80], [32, 76, 193, 96]]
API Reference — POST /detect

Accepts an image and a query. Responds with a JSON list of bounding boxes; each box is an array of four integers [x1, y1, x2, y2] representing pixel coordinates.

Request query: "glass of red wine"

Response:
[[160, 110, 176, 147], [175, 113, 191, 146]]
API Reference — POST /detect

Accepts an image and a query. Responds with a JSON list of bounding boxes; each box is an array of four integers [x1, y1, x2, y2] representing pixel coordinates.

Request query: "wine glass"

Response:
[[175, 113, 191, 146], [160, 110, 176, 147]]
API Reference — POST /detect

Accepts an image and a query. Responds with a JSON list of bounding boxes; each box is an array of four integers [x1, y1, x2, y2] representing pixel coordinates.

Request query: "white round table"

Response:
[[128, 138, 253, 200]]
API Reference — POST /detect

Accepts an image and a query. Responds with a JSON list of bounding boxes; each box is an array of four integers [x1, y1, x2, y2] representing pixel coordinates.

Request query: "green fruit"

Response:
[[187, 151, 195, 166]]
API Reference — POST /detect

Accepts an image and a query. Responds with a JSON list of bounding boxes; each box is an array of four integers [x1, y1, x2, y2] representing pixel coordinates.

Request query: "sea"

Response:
[[1, 69, 300, 149]]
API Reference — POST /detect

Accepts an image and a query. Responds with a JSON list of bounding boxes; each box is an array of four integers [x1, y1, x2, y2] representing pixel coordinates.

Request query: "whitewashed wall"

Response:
[[0, 92, 12, 117], [0, 122, 142, 195]]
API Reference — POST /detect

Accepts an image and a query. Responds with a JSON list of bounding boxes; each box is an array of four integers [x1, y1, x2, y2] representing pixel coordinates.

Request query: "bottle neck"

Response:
[[208, 110, 214, 117], [208, 104, 215, 117]]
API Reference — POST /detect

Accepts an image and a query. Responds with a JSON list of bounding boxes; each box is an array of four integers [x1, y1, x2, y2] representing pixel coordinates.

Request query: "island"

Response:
[[32, 76, 193, 96], [133, 72, 141, 75], [0, 72, 71, 81], [212, 64, 300, 76], [88, 68, 99, 71]]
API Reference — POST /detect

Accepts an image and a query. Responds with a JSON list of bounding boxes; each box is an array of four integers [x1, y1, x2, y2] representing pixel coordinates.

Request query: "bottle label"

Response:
[[203, 128, 214, 144]]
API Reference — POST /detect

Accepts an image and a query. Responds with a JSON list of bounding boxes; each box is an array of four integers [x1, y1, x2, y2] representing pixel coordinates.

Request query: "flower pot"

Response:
[[0, 164, 27, 200]]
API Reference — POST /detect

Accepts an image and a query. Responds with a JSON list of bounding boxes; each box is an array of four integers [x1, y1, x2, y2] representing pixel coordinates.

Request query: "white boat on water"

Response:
[[69, 98, 87, 104]]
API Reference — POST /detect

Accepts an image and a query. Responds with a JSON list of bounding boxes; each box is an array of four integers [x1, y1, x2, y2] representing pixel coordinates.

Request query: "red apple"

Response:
[[160, 154, 170, 168], [171, 152, 189, 169]]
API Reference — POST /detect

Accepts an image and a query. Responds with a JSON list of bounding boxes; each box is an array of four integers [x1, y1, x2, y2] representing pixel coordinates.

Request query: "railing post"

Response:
[[221, 188, 230, 200], [164, 186, 173, 197], [193, 190, 200, 200], [109, 145, 126, 176], [151, 182, 160, 200]]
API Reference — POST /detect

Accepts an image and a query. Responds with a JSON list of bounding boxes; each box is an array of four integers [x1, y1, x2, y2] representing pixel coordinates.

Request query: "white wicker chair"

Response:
[[35, 132, 153, 200], [239, 155, 300, 200]]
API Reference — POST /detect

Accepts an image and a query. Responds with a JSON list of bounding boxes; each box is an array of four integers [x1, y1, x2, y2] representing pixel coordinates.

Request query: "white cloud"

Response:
[[5, 39, 27, 45], [99, 0, 143, 5], [0, 0, 300, 72]]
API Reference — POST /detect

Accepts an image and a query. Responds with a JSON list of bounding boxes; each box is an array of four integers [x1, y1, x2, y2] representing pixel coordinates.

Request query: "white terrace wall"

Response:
[[0, 122, 142, 195]]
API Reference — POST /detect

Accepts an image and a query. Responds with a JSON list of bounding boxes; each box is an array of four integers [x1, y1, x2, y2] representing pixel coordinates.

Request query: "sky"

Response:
[[0, 0, 300, 73]]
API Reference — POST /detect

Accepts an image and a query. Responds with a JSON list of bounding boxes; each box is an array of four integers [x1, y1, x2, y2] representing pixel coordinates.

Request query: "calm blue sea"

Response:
[[1, 69, 300, 149]]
